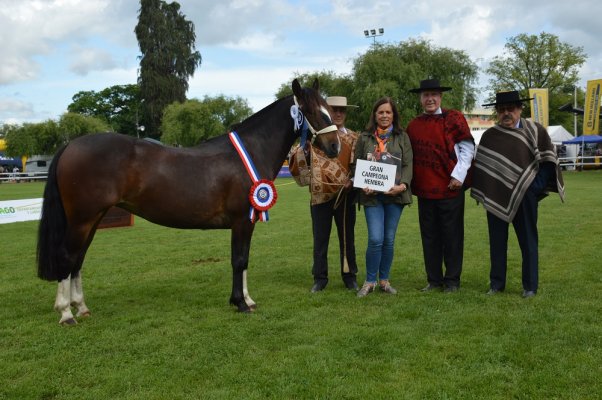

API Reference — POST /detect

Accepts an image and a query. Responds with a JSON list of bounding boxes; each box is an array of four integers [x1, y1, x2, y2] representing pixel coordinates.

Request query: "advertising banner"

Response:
[[0, 198, 43, 224], [584, 79, 602, 135], [529, 88, 549, 128]]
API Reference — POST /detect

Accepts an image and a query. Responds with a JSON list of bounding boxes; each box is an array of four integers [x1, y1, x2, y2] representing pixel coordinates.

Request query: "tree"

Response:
[[58, 113, 111, 142], [485, 32, 586, 126], [4, 114, 110, 158], [4, 120, 61, 157], [160, 95, 252, 146], [135, 0, 202, 138], [351, 39, 478, 128], [275, 39, 479, 130], [67, 85, 142, 136], [275, 71, 354, 100]]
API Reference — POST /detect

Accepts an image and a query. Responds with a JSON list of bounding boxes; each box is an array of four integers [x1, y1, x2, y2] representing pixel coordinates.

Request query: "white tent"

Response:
[[547, 125, 574, 144]]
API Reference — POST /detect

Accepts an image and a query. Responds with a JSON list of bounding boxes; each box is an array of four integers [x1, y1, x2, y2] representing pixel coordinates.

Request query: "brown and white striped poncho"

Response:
[[470, 118, 565, 223]]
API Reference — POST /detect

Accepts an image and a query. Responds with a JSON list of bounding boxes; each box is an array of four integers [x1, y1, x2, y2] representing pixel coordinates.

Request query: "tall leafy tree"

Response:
[[351, 39, 478, 128], [276, 39, 478, 130], [161, 95, 252, 146], [68, 84, 141, 136], [485, 32, 586, 127], [3, 114, 108, 158], [135, 0, 202, 138], [58, 113, 111, 142]]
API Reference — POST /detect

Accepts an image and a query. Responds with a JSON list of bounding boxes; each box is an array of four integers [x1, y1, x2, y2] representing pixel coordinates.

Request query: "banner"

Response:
[[0, 198, 43, 224], [529, 88, 549, 128], [584, 79, 602, 135]]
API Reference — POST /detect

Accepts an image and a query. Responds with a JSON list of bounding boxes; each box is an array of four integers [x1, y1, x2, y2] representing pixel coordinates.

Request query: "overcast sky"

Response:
[[1, 0, 601, 125]]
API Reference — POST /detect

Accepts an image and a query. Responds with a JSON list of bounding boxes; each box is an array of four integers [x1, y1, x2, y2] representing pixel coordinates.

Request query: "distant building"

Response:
[[463, 108, 494, 131]]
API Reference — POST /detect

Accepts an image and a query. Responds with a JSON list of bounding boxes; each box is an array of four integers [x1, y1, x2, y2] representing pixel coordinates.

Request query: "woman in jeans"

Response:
[[354, 97, 413, 297]]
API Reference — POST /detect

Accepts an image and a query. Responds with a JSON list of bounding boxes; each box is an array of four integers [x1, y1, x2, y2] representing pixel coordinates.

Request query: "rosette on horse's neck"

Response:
[[291, 96, 339, 149], [229, 131, 277, 222]]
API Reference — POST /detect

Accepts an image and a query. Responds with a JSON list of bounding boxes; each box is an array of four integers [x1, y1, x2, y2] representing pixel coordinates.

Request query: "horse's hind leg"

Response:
[[55, 276, 77, 325], [70, 272, 90, 318], [54, 273, 90, 325], [54, 222, 100, 325], [230, 222, 256, 312]]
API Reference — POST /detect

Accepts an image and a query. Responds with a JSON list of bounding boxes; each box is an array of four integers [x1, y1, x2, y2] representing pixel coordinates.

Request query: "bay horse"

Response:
[[37, 79, 340, 325]]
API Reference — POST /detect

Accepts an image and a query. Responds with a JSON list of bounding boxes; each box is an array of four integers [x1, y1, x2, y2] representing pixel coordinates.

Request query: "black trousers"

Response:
[[487, 190, 539, 292], [310, 192, 358, 286], [417, 194, 465, 288]]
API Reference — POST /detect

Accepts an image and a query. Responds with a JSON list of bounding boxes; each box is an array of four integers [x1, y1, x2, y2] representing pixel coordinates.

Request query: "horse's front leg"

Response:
[[229, 221, 256, 312]]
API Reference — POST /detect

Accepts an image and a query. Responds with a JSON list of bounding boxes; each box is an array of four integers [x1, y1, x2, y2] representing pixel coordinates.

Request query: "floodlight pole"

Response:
[[364, 28, 384, 45]]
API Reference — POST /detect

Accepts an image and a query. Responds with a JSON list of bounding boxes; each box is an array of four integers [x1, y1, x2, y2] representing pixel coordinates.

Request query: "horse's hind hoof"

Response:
[[60, 318, 77, 326], [77, 310, 91, 318]]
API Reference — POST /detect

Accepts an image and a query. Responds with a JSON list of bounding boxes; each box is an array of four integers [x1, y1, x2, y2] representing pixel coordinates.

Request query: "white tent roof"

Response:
[[471, 125, 574, 146], [548, 125, 574, 144]]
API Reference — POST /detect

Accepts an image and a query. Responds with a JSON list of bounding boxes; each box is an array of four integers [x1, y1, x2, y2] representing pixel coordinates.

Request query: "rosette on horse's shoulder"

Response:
[[249, 179, 277, 212]]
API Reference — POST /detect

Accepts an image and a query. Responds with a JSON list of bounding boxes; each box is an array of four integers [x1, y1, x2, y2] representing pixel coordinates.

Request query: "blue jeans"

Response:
[[363, 198, 404, 283]]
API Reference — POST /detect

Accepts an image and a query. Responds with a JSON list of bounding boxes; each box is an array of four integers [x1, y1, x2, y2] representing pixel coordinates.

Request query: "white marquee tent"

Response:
[[547, 125, 574, 144]]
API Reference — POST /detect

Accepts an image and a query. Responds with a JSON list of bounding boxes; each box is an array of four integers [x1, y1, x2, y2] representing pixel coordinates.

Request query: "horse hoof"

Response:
[[77, 310, 91, 318], [249, 304, 257, 311], [60, 318, 77, 326]]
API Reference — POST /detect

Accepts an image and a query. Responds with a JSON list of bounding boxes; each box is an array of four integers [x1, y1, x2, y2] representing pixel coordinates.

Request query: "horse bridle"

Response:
[[291, 96, 339, 147]]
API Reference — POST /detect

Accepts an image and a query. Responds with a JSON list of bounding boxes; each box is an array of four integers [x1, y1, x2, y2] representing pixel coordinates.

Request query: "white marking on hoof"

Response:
[[242, 270, 256, 309], [55, 277, 76, 325]]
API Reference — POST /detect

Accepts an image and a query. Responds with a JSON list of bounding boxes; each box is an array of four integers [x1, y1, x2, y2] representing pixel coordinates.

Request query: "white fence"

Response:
[[558, 156, 602, 170], [0, 171, 49, 183]]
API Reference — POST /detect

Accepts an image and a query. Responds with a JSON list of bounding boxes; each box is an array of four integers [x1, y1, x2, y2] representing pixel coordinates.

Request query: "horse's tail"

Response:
[[37, 145, 70, 281]]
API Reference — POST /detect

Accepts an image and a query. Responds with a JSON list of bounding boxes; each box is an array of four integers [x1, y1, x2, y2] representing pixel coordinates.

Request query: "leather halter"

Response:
[[292, 96, 338, 147]]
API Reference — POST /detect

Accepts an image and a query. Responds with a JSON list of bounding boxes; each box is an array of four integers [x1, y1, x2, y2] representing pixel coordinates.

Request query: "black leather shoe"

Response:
[[310, 282, 326, 293], [420, 284, 442, 292], [522, 290, 536, 298], [345, 281, 358, 291], [444, 285, 459, 293]]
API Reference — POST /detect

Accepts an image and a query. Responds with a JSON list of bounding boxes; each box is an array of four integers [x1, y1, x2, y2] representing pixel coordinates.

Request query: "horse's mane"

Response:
[[229, 94, 293, 133]]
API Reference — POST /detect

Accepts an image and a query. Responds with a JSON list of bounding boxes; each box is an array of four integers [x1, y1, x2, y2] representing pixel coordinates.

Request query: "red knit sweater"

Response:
[[406, 109, 472, 199]]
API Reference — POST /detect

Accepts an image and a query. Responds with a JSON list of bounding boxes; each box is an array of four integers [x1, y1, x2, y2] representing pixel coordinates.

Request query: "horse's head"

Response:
[[291, 79, 340, 157]]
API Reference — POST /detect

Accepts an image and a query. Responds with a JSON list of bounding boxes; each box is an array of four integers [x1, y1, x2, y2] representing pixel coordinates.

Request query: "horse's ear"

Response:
[[292, 79, 303, 99], [312, 79, 320, 91]]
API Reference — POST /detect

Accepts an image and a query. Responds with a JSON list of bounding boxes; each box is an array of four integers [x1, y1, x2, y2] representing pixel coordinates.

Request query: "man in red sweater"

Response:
[[406, 79, 474, 292]]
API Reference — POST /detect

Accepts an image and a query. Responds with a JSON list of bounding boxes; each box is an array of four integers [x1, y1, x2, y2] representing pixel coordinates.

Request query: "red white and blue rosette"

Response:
[[229, 131, 278, 223], [250, 179, 277, 214]]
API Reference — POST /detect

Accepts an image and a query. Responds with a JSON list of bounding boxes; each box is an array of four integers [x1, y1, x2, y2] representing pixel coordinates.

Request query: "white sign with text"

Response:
[[0, 198, 43, 224], [353, 159, 397, 192]]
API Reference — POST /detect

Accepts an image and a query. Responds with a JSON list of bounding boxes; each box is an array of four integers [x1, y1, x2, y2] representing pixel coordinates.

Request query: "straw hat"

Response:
[[326, 96, 359, 108]]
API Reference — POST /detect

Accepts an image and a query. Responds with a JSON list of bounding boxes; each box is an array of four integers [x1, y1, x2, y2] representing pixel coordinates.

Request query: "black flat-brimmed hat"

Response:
[[482, 91, 533, 107], [409, 79, 452, 93]]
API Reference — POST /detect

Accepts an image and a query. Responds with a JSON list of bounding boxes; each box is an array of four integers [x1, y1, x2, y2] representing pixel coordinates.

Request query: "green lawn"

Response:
[[0, 172, 600, 399]]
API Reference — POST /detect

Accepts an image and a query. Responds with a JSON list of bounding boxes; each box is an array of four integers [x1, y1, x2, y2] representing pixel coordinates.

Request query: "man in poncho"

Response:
[[471, 91, 565, 298]]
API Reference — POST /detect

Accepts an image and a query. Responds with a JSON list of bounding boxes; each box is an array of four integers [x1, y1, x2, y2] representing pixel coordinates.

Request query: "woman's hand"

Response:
[[363, 187, 375, 195], [384, 183, 407, 196]]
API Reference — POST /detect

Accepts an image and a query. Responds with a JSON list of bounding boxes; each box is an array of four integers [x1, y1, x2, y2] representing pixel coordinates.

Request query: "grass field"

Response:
[[0, 172, 600, 399]]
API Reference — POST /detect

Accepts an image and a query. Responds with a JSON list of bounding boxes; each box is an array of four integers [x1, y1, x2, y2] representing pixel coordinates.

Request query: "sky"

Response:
[[1, 0, 602, 125]]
